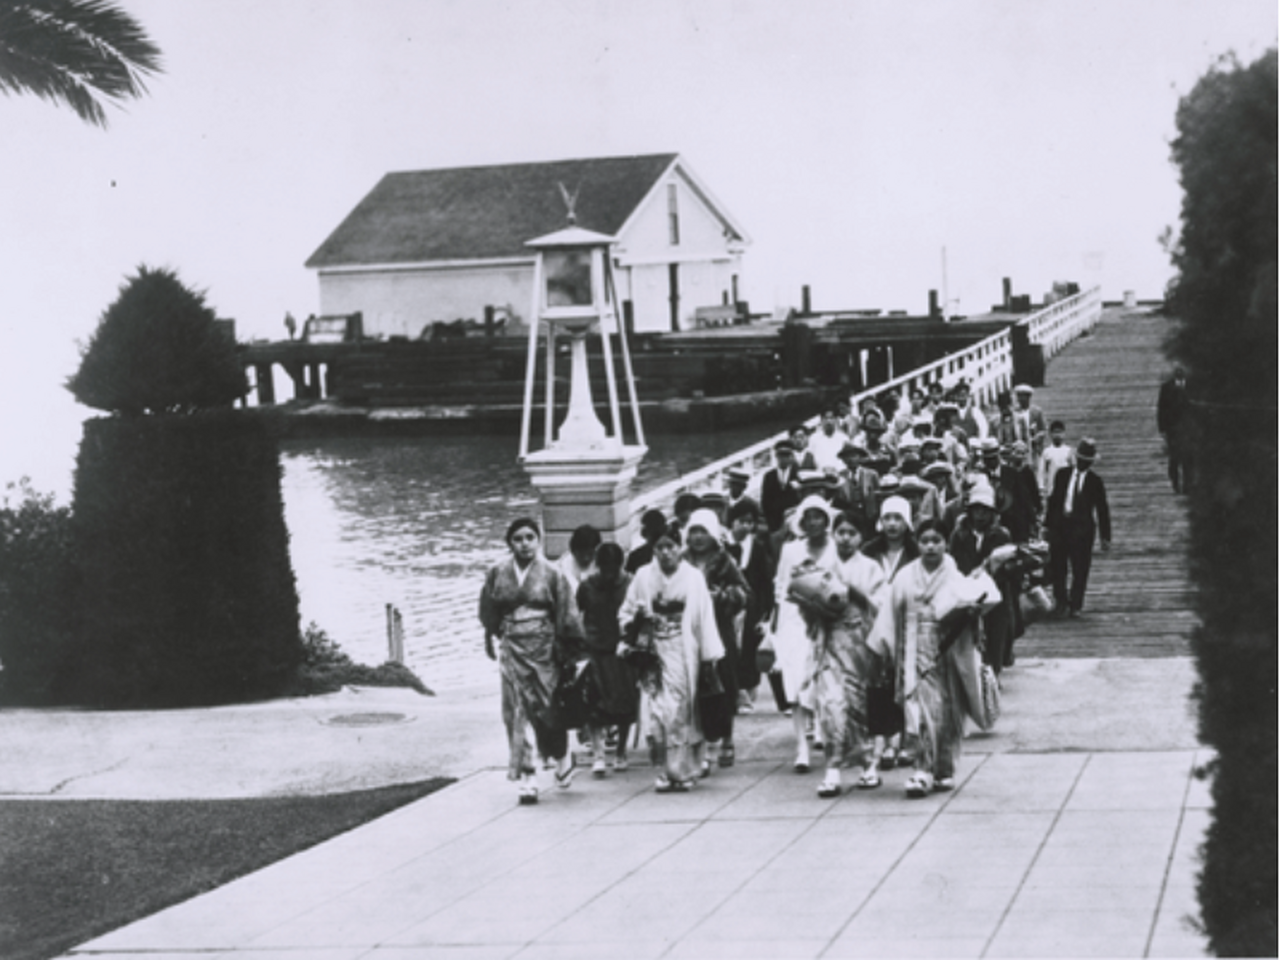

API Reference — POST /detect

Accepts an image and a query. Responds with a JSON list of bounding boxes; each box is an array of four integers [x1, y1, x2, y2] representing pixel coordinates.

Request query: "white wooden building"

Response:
[[305, 153, 750, 337]]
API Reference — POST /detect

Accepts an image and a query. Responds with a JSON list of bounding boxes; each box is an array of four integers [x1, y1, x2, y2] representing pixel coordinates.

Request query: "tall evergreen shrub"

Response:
[[1166, 48, 1277, 957], [67, 266, 245, 415], [66, 413, 301, 706], [63, 266, 300, 707]]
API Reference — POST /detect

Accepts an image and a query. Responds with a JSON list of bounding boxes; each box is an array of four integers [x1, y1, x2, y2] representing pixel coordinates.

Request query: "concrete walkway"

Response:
[[63, 746, 1211, 959], [47, 655, 1211, 959]]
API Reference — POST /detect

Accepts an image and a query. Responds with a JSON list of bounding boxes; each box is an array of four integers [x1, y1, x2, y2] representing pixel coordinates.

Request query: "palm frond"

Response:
[[0, 0, 162, 127]]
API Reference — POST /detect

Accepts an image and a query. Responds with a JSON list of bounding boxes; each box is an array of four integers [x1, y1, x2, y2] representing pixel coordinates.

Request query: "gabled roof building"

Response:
[[305, 153, 749, 337]]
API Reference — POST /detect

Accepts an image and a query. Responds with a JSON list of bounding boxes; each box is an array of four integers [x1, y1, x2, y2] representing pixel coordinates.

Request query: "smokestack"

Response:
[[801, 285, 811, 314], [1002, 277, 1012, 309], [928, 289, 939, 318]]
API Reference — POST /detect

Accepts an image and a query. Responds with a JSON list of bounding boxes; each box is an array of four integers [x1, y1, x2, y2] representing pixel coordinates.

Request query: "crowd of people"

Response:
[[478, 379, 1113, 805]]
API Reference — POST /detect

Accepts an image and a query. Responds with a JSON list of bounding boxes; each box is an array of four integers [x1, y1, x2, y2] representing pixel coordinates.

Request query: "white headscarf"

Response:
[[686, 508, 725, 545], [878, 494, 914, 532], [790, 494, 839, 537]]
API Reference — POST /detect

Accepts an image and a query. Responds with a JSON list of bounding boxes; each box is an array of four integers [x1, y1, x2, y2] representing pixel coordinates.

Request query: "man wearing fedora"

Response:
[[1044, 438, 1111, 618]]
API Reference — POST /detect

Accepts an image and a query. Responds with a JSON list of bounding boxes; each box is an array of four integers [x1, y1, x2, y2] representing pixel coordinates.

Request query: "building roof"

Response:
[[307, 153, 693, 269]]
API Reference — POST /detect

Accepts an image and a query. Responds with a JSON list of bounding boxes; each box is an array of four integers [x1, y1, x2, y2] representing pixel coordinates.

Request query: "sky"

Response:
[[0, 0, 1275, 500]]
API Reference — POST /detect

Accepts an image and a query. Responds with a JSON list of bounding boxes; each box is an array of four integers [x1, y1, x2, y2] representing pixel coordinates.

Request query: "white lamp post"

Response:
[[518, 224, 647, 558]]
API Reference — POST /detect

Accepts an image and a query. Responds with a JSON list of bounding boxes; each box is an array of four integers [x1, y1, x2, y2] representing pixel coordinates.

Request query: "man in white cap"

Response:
[[725, 468, 752, 510], [809, 407, 852, 474], [1013, 384, 1048, 460], [948, 479, 1016, 674]]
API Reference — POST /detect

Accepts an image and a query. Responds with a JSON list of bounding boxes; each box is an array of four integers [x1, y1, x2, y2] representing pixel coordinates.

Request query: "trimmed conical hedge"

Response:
[[64, 411, 302, 707]]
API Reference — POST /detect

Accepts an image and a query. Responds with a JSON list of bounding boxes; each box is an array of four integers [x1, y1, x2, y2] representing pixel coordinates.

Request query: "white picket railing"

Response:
[[1025, 285, 1103, 359], [627, 285, 1102, 529]]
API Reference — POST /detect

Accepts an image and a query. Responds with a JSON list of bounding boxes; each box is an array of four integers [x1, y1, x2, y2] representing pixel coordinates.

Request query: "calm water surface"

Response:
[[280, 426, 777, 691]]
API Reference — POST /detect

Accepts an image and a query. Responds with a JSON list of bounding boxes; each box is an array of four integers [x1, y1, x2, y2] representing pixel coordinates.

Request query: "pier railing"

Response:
[[627, 284, 1101, 530], [1025, 285, 1103, 360]]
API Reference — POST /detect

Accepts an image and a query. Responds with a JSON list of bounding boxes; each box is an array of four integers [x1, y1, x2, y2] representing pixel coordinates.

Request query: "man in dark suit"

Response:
[[1045, 438, 1111, 618], [760, 439, 801, 541], [1157, 365, 1193, 493], [725, 497, 775, 713]]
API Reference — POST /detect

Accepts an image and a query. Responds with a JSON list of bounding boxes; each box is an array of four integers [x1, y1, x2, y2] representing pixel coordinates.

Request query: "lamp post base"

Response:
[[521, 444, 647, 558]]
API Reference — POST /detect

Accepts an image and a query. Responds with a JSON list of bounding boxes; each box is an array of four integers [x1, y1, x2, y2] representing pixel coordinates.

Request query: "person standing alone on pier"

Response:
[[479, 518, 583, 804], [1157, 365, 1193, 493], [1044, 439, 1111, 618]]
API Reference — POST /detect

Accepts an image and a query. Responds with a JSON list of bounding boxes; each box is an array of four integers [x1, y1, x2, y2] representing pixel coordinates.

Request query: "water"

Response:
[[279, 425, 777, 691]]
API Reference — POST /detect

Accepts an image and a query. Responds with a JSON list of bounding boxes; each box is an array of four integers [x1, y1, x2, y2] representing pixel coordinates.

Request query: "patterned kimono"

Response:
[[619, 560, 723, 783], [869, 555, 971, 782], [685, 546, 750, 743], [478, 555, 581, 780], [773, 537, 841, 704], [799, 553, 887, 768]]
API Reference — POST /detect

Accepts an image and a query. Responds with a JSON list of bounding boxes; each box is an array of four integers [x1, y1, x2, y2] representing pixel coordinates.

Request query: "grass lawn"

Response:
[[0, 778, 452, 960]]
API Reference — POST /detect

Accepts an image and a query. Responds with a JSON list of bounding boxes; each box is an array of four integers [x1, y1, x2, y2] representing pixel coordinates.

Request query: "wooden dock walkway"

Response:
[[1015, 306, 1196, 660]]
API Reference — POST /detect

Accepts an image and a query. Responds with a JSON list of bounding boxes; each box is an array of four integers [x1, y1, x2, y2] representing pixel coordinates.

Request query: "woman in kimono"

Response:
[[802, 511, 888, 797], [618, 529, 723, 792], [860, 495, 920, 771], [479, 517, 582, 805], [682, 508, 751, 772], [770, 495, 842, 773], [869, 517, 984, 798]]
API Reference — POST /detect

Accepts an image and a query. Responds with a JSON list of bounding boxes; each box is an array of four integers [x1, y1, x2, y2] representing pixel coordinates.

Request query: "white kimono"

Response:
[[618, 560, 723, 783], [772, 537, 841, 704]]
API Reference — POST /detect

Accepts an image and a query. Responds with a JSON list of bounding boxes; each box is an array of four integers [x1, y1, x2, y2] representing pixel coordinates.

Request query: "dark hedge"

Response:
[[0, 482, 79, 704], [1166, 49, 1277, 956], [64, 411, 302, 707], [66, 265, 246, 416]]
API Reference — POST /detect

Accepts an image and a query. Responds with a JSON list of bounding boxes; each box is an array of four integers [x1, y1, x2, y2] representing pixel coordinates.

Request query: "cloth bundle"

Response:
[[785, 567, 850, 621]]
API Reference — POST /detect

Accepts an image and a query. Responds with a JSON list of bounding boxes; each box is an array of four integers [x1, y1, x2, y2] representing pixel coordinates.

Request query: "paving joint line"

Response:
[[1144, 752, 1201, 957], [367, 769, 669, 951], [978, 751, 1093, 957], [654, 757, 866, 959], [813, 751, 994, 959], [507, 773, 760, 957]]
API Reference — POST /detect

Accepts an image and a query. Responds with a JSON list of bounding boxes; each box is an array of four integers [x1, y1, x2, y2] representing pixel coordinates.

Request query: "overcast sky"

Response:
[[1, 0, 1274, 498]]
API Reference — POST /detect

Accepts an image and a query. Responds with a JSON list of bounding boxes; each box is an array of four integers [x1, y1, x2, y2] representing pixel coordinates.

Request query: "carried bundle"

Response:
[[786, 567, 849, 622]]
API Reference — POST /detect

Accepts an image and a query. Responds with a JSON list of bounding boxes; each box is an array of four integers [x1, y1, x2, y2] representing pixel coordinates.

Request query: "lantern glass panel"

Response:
[[544, 250, 594, 307]]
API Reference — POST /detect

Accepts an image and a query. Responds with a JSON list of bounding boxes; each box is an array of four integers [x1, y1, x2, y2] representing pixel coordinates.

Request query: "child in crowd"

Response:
[[1038, 420, 1075, 497], [576, 543, 638, 775]]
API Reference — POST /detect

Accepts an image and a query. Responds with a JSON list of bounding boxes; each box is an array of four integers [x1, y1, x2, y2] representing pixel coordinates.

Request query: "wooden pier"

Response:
[[1014, 306, 1195, 659]]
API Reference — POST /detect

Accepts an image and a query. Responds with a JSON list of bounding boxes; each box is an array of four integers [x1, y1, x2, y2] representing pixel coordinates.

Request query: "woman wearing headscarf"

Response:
[[618, 528, 723, 792], [769, 495, 843, 773], [478, 517, 583, 805], [859, 495, 920, 771], [682, 508, 751, 772], [868, 517, 989, 797], [798, 511, 888, 797]]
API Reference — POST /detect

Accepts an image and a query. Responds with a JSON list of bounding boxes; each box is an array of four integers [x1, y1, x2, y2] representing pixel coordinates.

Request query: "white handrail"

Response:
[[627, 284, 1101, 531]]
